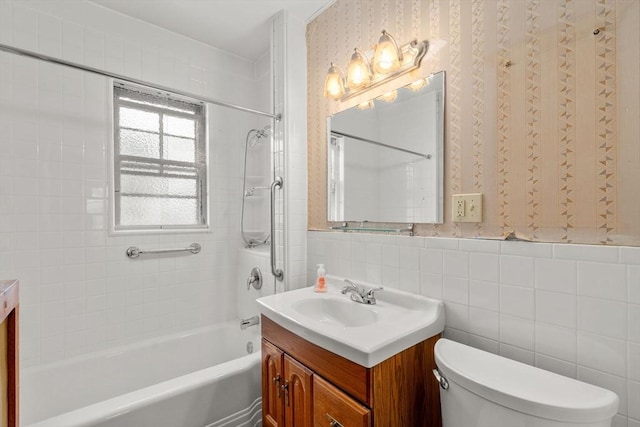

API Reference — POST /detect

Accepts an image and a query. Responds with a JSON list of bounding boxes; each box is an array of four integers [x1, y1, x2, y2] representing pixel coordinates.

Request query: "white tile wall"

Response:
[[0, 0, 271, 368], [308, 231, 640, 425]]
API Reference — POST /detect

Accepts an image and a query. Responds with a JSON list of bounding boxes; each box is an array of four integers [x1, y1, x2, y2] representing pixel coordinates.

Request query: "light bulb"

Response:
[[323, 63, 345, 100], [373, 30, 401, 74], [346, 48, 372, 90]]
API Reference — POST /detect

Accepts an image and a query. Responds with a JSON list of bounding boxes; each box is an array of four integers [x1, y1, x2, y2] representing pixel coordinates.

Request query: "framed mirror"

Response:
[[327, 71, 444, 224]]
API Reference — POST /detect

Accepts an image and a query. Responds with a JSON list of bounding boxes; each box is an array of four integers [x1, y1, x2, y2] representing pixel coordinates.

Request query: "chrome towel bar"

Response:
[[126, 243, 201, 259]]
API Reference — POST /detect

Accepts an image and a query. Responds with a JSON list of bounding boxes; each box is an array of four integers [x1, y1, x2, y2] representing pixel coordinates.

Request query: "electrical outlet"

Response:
[[452, 193, 483, 223], [456, 199, 465, 217]]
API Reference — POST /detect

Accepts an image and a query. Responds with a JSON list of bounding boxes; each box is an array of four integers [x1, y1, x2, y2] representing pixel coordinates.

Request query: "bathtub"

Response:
[[22, 320, 262, 427]]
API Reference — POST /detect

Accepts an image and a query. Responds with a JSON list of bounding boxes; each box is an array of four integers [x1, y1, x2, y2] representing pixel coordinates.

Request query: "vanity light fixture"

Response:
[[324, 62, 346, 100], [346, 48, 372, 90], [323, 30, 428, 102]]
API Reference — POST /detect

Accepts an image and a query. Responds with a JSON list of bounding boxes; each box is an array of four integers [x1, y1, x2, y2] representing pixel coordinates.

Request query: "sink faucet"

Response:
[[341, 279, 364, 303], [341, 279, 383, 305], [363, 286, 383, 305]]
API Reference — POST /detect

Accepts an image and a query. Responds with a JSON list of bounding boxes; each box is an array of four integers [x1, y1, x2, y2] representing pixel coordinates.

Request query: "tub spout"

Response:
[[240, 315, 260, 330]]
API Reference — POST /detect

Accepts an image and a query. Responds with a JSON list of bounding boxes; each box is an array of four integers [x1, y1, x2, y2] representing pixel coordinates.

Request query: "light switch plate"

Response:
[[452, 193, 482, 223]]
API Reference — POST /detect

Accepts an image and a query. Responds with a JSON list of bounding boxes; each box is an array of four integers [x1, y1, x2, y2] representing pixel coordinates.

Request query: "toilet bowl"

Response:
[[434, 339, 619, 427]]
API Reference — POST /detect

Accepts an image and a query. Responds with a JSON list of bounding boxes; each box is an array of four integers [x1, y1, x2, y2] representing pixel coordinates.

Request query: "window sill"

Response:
[[109, 226, 211, 237]]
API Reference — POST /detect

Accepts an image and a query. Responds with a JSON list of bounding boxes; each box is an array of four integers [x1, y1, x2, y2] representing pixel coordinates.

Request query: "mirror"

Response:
[[327, 71, 444, 224]]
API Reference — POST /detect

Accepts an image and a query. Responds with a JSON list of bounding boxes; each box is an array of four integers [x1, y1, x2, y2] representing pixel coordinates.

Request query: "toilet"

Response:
[[434, 339, 619, 427]]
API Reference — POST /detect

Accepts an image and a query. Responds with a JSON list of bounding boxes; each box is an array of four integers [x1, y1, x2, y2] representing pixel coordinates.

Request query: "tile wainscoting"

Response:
[[308, 231, 640, 427]]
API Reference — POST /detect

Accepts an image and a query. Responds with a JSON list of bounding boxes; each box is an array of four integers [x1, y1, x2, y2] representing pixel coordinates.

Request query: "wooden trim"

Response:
[[0, 321, 7, 427], [261, 316, 372, 405], [0, 280, 19, 427], [6, 308, 17, 427], [0, 282, 18, 325]]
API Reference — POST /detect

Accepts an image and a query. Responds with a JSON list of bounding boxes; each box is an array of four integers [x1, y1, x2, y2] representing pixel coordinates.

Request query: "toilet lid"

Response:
[[434, 339, 619, 423]]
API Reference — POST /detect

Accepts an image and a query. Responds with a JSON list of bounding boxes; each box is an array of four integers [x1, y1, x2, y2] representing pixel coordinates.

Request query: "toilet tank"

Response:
[[434, 339, 619, 427]]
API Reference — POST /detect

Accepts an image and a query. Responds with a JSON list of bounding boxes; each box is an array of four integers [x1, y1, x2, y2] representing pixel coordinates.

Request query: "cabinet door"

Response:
[[262, 340, 284, 427], [313, 376, 371, 427], [283, 355, 313, 427]]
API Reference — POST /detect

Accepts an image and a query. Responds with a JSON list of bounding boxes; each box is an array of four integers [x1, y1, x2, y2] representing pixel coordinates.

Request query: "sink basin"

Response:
[[291, 297, 379, 328], [257, 275, 445, 367]]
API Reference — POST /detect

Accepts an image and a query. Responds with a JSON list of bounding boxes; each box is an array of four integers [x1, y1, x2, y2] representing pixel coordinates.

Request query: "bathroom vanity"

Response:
[[261, 317, 441, 427], [257, 278, 445, 427]]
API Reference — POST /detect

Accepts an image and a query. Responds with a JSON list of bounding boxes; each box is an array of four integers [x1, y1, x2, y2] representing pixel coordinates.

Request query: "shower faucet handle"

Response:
[[247, 267, 263, 290]]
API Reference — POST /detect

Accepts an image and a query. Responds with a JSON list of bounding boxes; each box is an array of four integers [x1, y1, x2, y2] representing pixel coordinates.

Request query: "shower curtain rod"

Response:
[[0, 43, 282, 121]]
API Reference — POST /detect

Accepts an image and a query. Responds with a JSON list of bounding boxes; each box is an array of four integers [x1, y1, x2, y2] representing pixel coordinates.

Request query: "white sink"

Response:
[[291, 297, 379, 328], [257, 275, 445, 367]]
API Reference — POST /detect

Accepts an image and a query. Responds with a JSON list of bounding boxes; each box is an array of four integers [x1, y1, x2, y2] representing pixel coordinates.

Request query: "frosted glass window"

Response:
[[120, 108, 159, 132], [164, 115, 195, 138], [119, 129, 160, 158], [165, 136, 196, 163], [113, 83, 207, 230], [120, 175, 197, 197]]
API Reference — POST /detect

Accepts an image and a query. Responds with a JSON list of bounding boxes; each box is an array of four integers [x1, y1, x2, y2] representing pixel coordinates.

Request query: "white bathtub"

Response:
[[22, 320, 262, 427]]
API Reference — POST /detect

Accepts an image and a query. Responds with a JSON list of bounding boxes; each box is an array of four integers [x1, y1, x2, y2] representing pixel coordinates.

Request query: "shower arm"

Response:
[[270, 177, 284, 281]]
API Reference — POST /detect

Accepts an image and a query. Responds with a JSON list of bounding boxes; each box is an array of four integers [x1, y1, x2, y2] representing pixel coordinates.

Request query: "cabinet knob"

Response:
[[281, 381, 290, 406], [273, 374, 281, 398], [326, 413, 344, 427]]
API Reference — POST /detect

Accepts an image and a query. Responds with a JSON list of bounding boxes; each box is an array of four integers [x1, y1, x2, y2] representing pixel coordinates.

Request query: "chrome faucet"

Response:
[[363, 286, 383, 305], [341, 279, 383, 305], [341, 279, 364, 303]]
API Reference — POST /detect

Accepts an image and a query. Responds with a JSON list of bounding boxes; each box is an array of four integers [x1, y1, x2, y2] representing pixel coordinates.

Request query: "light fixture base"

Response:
[[341, 39, 429, 102]]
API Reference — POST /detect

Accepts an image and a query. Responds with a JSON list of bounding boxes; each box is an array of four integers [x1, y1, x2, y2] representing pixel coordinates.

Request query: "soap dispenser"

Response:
[[314, 264, 327, 293]]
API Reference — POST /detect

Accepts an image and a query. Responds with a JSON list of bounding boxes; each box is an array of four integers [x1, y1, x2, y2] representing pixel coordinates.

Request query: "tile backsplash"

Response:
[[308, 231, 640, 426]]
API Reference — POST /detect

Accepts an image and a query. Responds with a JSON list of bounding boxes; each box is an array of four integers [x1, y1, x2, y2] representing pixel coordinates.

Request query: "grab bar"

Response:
[[270, 177, 284, 281], [126, 243, 201, 259]]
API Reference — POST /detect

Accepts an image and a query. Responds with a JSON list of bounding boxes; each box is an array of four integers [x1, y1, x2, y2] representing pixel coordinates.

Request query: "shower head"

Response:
[[256, 125, 271, 139], [248, 125, 271, 148]]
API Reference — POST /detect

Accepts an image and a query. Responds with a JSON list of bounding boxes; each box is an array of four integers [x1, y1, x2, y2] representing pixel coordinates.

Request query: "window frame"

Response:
[[111, 81, 209, 233]]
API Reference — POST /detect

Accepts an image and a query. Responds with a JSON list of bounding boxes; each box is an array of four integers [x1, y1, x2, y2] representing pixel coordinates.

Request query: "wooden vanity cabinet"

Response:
[[261, 315, 442, 427]]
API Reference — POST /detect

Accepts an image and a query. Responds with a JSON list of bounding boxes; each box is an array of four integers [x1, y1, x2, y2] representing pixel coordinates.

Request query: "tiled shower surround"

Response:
[[0, 0, 271, 367], [308, 231, 640, 427]]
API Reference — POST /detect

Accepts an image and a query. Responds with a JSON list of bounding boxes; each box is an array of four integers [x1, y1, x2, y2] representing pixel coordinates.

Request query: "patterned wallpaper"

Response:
[[306, 0, 640, 246]]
